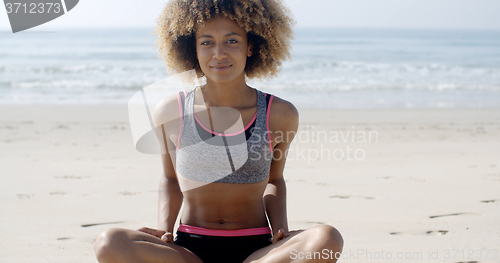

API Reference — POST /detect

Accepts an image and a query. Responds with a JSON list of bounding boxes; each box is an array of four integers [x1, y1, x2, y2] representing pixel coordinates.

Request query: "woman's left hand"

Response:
[[137, 227, 173, 242], [271, 228, 290, 244]]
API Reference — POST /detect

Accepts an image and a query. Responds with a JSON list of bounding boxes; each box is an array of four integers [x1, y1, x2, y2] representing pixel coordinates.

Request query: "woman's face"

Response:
[[195, 16, 252, 84]]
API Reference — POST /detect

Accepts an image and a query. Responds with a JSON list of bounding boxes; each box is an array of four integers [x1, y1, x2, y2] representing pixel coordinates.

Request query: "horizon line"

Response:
[[1, 25, 500, 32]]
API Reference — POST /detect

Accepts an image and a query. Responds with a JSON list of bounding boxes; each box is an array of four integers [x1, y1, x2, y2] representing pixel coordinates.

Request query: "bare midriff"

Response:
[[179, 179, 269, 230]]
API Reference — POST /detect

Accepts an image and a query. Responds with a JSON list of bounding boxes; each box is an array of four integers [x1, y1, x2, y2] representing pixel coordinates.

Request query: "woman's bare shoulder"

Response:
[[269, 95, 299, 134], [153, 92, 182, 128]]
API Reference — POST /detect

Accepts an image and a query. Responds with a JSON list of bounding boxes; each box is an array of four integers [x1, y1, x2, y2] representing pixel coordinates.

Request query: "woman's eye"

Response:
[[201, 41, 212, 46], [227, 39, 238, 44]]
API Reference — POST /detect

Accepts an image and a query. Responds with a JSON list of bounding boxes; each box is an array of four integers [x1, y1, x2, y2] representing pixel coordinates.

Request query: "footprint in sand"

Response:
[[55, 124, 70, 130], [81, 221, 125, 228], [425, 230, 449, 236], [407, 177, 426, 182], [16, 194, 34, 199], [429, 213, 478, 219], [54, 175, 90, 179], [329, 195, 375, 200], [49, 191, 67, 195], [3, 125, 18, 130], [390, 230, 448, 236], [119, 191, 139, 196], [481, 199, 500, 203]]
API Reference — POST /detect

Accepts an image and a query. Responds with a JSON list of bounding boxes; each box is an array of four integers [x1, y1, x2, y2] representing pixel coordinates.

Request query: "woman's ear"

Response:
[[247, 44, 253, 57]]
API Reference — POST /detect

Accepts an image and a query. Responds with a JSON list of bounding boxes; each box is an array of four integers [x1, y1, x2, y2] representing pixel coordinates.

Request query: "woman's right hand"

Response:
[[137, 227, 174, 243]]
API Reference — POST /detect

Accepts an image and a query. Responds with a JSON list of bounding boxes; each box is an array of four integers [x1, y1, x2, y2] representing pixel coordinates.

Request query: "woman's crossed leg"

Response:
[[94, 228, 203, 263], [94, 224, 342, 263]]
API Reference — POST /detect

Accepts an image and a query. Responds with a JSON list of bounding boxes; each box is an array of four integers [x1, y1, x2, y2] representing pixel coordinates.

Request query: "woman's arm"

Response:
[[157, 146, 183, 233], [264, 161, 289, 234], [141, 94, 183, 241], [140, 128, 182, 242], [264, 98, 299, 239]]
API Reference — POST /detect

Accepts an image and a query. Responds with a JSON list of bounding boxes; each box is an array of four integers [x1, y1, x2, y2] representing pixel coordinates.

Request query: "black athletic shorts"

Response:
[[174, 231, 272, 263]]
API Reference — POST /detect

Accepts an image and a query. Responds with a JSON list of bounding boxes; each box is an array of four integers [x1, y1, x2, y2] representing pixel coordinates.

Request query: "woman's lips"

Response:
[[211, 64, 232, 72]]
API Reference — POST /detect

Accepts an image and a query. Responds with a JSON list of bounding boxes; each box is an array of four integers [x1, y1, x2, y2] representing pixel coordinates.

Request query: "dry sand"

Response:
[[1, 105, 499, 262]]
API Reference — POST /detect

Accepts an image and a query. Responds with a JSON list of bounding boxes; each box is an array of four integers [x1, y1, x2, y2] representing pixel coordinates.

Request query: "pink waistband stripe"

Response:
[[177, 224, 271, 237]]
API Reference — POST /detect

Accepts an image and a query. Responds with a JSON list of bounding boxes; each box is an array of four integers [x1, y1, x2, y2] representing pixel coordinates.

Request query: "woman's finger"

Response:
[[161, 232, 174, 243], [136, 227, 152, 234], [137, 227, 165, 238], [272, 228, 285, 244]]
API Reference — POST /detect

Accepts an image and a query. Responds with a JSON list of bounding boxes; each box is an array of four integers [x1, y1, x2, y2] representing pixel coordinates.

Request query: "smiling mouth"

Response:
[[211, 65, 232, 72]]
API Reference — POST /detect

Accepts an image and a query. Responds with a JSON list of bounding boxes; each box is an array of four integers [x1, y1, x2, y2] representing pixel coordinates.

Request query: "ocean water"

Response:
[[1, 27, 500, 108]]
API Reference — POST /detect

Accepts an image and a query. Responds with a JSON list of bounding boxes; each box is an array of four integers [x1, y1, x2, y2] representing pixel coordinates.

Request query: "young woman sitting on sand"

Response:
[[93, 0, 343, 262]]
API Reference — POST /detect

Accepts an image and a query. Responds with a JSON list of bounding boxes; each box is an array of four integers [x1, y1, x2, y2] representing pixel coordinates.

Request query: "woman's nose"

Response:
[[213, 44, 227, 60]]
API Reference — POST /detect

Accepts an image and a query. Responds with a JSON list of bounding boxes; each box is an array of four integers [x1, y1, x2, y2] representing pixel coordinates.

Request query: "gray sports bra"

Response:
[[175, 87, 274, 184]]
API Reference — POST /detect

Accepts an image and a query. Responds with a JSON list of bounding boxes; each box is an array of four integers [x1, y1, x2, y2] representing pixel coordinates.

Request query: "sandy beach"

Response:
[[1, 105, 499, 263]]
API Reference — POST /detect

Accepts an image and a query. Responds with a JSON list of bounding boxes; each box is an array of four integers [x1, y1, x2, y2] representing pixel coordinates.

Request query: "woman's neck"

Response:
[[201, 76, 255, 108]]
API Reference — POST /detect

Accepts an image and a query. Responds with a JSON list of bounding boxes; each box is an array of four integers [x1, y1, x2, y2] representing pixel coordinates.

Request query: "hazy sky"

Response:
[[1, 0, 500, 30]]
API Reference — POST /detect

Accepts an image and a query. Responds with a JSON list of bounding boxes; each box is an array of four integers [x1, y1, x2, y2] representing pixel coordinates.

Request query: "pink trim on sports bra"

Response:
[[193, 110, 257, 137], [266, 95, 274, 152], [177, 224, 271, 237], [176, 92, 184, 150]]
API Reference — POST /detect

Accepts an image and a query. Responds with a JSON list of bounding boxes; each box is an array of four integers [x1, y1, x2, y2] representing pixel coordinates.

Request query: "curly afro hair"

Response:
[[154, 0, 295, 79]]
